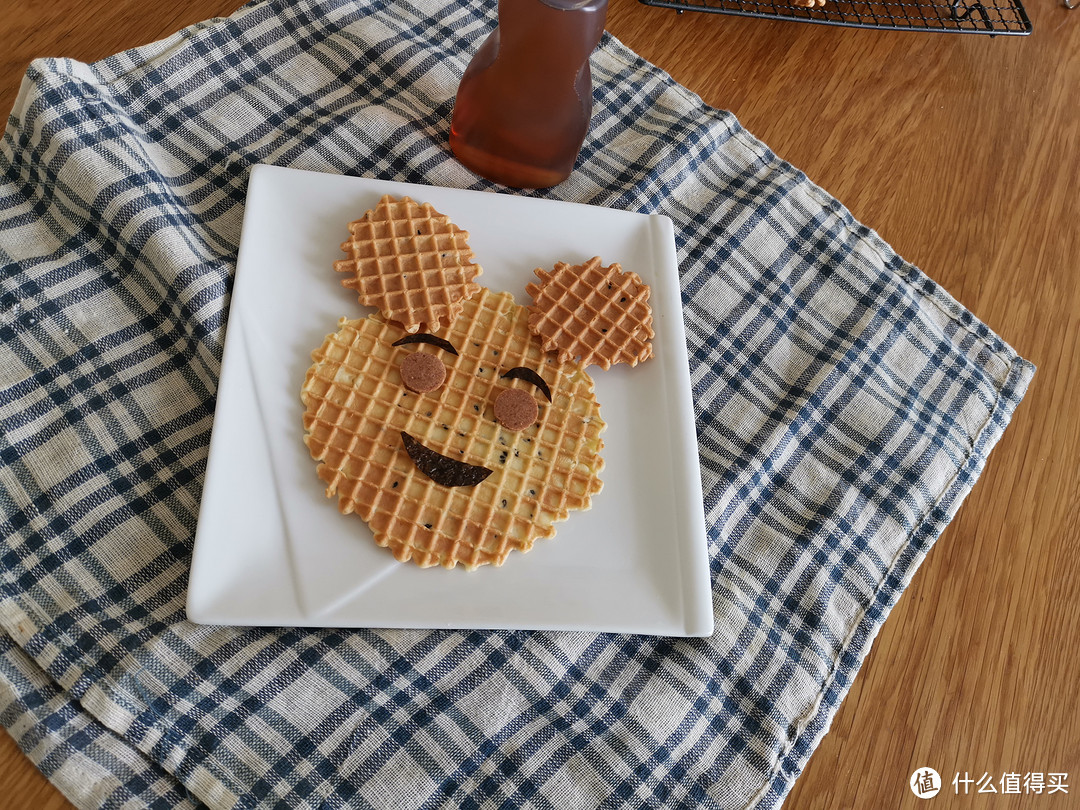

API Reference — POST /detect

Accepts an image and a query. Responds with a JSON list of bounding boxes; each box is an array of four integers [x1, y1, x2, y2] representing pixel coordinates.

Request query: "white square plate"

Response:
[[187, 165, 713, 636]]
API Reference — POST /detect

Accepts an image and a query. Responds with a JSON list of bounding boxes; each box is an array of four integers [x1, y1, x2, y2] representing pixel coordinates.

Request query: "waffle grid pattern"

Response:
[[334, 195, 483, 333], [302, 289, 605, 569], [526, 257, 655, 369]]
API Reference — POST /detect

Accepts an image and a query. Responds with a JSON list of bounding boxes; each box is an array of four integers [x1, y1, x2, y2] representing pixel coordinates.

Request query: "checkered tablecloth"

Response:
[[0, 0, 1034, 807]]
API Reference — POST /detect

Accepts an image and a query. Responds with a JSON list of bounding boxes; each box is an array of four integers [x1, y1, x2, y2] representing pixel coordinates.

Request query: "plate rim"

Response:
[[187, 164, 714, 637]]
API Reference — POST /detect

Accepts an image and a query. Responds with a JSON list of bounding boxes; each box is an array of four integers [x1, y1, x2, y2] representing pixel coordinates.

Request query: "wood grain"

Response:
[[2, 0, 1077, 807]]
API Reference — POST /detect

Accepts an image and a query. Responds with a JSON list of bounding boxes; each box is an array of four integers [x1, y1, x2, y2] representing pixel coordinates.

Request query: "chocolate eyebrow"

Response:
[[500, 367, 552, 402], [392, 333, 458, 355]]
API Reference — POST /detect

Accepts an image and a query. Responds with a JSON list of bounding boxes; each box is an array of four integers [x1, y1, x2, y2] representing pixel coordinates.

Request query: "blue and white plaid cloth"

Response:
[[0, 0, 1034, 807]]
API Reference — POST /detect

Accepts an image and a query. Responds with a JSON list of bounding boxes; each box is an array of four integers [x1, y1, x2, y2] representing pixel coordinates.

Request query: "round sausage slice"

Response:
[[399, 352, 445, 393], [494, 388, 538, 431]]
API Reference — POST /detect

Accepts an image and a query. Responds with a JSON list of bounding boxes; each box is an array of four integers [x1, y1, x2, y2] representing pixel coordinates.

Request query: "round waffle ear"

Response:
[[525, 257, 655, 370], [333, 195, 483, 333]]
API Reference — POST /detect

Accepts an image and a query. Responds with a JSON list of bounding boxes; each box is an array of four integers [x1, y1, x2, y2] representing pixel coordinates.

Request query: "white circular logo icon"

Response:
[[910, 767, 941, 799]]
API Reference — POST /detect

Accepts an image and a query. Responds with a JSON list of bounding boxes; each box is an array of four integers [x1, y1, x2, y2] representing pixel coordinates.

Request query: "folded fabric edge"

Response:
[[1, 2, 260, 164], [0, 598, 252, 810], [749, 351, 1034, 809], [87, 1, 273, 90], [0, 633, 202, 810]]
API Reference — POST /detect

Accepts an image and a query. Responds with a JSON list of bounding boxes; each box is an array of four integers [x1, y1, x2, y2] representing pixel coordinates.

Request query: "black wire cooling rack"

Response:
[[638, 0, 1032, 34]]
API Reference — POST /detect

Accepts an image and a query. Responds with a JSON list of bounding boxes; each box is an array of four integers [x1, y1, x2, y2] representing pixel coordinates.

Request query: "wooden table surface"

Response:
[[2, 0, 1077, 808]]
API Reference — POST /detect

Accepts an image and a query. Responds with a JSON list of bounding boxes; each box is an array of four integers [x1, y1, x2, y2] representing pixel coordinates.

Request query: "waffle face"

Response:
[[334, 195, 483, 333], [526, 257, 654, 370], [301, 288, 606, 570]]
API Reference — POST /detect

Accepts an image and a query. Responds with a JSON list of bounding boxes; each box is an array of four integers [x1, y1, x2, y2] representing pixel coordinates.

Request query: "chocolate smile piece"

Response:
[[400, 431, 493, 487]]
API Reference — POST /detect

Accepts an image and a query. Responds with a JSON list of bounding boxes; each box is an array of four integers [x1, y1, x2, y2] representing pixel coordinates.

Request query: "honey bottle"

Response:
[[449, 0, 608, 189]]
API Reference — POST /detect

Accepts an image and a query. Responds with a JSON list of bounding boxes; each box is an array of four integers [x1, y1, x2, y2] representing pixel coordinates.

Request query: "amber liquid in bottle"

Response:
[[449, 0, 608, 189]]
